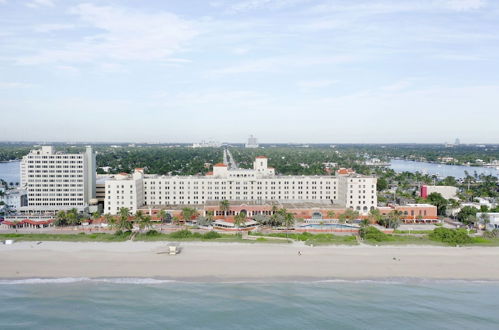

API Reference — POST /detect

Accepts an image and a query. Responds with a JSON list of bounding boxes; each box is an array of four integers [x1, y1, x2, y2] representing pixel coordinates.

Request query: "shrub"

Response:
[[145, 230, 160, 236], [483, 229, 499, 239], [203, 231, 221, 239], [359, 226, 392, 242], [169, 229, 193, 239], [114, 230, 124, 236], [429, 227, 472, 245]]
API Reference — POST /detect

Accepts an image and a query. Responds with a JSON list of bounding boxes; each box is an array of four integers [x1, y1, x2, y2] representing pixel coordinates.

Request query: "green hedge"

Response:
[[429, 227, 472, 245], [359, 226, 392, 242]]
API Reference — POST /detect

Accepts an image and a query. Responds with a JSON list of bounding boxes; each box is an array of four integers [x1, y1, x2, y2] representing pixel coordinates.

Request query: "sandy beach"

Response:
[[1, 241, 499, 281]]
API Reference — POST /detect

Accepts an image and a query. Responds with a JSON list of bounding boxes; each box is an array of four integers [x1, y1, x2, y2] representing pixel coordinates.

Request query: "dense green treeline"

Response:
[[95, 147, 222, 175], [1, 143, 498, 178], [229, 146, 372, 175]]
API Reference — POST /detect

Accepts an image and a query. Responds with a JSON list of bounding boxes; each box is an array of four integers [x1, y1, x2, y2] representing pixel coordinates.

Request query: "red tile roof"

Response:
[[256, 156, 267, 159], [214, 163, 227, 167], [2, 219, 54, 226]]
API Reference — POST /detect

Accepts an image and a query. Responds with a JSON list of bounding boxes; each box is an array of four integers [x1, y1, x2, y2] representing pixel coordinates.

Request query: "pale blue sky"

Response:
[[1, 0, 498, 143]]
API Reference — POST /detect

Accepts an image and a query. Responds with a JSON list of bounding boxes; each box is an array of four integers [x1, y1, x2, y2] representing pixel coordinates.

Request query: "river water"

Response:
[[390, 159, 499, 179], [0, 160, 20, 185]]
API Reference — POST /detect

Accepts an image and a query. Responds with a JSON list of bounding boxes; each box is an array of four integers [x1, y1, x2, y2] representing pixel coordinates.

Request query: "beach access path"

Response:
[[1, 241, 499, 281]]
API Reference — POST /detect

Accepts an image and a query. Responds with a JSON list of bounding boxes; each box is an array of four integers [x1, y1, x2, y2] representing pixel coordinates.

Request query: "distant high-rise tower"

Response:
[[455, 138, 460, 145], [245, 135, 259, 148]]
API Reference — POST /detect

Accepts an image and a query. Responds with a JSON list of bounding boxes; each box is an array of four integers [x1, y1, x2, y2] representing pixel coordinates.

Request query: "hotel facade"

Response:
[[19, 146, 96, 213], [104, 155, 377, 215]]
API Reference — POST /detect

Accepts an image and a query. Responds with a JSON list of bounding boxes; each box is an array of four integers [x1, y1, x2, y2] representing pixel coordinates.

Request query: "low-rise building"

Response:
[[477, 212, 499, 230], [421, 185, 458, 200], [378, 204, 438, 223], [0, 188, 28, 211]]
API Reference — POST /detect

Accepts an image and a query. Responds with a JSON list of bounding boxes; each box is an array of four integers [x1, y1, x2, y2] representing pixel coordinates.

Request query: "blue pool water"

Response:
[[300, 223, 358, 229]]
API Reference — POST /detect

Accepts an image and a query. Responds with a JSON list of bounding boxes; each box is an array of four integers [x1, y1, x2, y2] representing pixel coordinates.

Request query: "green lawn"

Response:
[[3, 231, 499, 246], [363, 234, 446, 246], [0, 231, 287, 244], [249, 232, 358, 245], [0, 232, 130, 242]]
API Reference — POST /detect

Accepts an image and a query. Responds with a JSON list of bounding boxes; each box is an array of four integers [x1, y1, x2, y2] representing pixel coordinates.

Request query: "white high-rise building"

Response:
[[245, 135, 259, 148], [104, 155, 377, 215], [19, 146, 96, 213]]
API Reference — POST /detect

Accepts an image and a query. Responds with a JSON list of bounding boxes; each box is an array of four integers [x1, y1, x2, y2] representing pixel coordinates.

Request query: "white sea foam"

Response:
[[313, 278, 499, 285], [93, 278, 176, 284], [0, 277, 91, 285]]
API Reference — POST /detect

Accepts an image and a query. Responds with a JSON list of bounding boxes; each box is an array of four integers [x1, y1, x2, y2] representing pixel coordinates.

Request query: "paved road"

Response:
[[226, 149, 239, 169]]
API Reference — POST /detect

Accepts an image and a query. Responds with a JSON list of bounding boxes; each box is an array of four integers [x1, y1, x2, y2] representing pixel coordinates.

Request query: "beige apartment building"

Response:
[[104, 155, 377, 215]]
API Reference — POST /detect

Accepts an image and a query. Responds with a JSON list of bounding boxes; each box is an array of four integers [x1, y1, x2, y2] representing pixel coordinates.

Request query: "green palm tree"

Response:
[[480, 213, 491, 230], [327, 210, 336, 219], [283, 211, 295, 241], [181, 207, 198, 225], [54, 210, 67, 227], [158, 210, 167, 223], [103, 213, 115, 227], [206, 210, 214, 222], [219, 200, 230, 217], [234, 212, 246, 231], [138, 215, 152, 233], [368, 209, 382, 224], [117, 207, 133, 232], [67, 208, 80, 226], [134, 210, 145, 231], [344, 209, 360, 223]]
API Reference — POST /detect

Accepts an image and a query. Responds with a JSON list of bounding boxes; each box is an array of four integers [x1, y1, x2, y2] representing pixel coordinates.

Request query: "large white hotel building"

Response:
[[104, 155, 377, 215], [19, 146, 96, 213]]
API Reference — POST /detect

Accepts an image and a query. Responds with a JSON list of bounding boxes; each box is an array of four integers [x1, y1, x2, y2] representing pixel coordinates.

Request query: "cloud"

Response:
[[227, 0, 310, 13], [380, 80, 413, 92], [0, 82, 33, 88], [34, 23, 75, 33], [18, 3, 197, 65], [306, 0, 487, 17], [441, 0, 487, 11], [297, 80, 338, 89], [26, 0, 55, 8], [209, 55, 358, 75]]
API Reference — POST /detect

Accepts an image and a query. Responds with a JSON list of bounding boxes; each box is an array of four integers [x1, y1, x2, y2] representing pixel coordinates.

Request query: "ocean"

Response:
[[1, 279, 498, 329]]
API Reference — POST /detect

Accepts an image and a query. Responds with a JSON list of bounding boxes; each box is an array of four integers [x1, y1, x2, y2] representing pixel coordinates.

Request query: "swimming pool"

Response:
[[299, 224, 359, 229]]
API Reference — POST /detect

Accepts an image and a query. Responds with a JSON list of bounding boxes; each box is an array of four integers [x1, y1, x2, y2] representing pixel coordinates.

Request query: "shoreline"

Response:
[[3, 276, 499, 284], [2, 241, 499, 281]]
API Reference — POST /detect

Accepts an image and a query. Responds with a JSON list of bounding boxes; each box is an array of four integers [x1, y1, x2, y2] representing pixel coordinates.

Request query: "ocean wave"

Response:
[[0, 277, 91, 285], [312, 278, 499, 285]]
